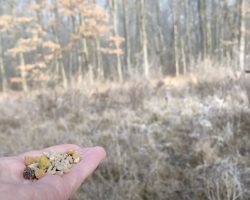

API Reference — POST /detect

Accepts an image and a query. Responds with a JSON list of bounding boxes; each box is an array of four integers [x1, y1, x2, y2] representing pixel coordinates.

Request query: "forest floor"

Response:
[[0, 66, 250, 200]]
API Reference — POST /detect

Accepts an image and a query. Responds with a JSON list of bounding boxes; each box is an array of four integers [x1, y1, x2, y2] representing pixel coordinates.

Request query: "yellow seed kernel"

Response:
[[67, 149, 76, 156], [72, 153, 81, 163], [35, 169, 46, 179], [38, 155, 51, 170], [72, 152, 80, 159], [74, 157, 80, 164], [24, 156, 36, 166], [34, 157, 39, 163]]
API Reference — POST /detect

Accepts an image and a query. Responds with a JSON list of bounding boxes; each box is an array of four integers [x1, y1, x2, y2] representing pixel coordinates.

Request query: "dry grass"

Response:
[[0, 65, 250, 200]]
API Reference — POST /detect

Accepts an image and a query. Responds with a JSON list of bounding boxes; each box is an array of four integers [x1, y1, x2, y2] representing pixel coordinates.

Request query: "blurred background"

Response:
[[0, 0, 250, 199]]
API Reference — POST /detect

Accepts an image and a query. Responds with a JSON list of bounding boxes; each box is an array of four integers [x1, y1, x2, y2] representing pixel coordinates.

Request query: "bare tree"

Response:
[[122, 0, 132, 77], [139, 0, 149, 79], [184, 0, 193, 63], [198, 0, 207, 59], [239, 0, 246, 70], [0, 34, 7, 91], [172, 0, 180, 76], [109, 0, 123, 82]]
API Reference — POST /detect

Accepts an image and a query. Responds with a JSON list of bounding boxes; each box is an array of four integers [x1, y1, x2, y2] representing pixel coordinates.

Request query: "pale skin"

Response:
[[0, 144, 106, 200]]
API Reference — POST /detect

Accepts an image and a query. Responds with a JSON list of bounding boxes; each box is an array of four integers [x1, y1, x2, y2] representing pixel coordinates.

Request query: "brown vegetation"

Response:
[[0, 66, 250, 200]]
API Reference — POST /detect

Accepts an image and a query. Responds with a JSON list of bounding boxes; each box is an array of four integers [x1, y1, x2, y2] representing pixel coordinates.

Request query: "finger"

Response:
[[0, 157, 26, 184], [64, 146, 106, 190]]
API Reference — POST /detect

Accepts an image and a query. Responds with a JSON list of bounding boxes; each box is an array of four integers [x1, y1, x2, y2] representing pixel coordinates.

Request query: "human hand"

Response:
[[0, 144, 106, 200]]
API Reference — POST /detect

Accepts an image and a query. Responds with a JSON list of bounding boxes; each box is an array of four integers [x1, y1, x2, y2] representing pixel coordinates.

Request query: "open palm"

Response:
[[0, 144, 106, 200]]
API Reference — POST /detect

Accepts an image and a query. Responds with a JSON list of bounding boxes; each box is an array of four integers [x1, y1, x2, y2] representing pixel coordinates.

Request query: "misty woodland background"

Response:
[[0, 0, 250, 200]]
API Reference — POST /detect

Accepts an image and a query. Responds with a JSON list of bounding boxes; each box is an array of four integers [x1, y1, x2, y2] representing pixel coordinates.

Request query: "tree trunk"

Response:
[[184, 0, 193, 62], [82, 38, 93, 83], [140, 0, 149, 79], [239, 0, 246, 70], [211, 0, 217, 56], [156, 18, 166, 72], [110, 0, 123, 82], [230, 1, 240, 64], [136, 0, 142, 59], [198, 0, 207, 59], [0, 35, 7, 91], [181, 38, 187, 74], [152, 1, 165, 72], [172, 0, 180, 76], [53, 0, 68, 89], [95, 37, 103, 80], [60, 58, 68, 89], [206, 1, 212, 57], [123, 0, 132, 77], [19, 53, 28, 92], [72, 14, 83, 79]]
